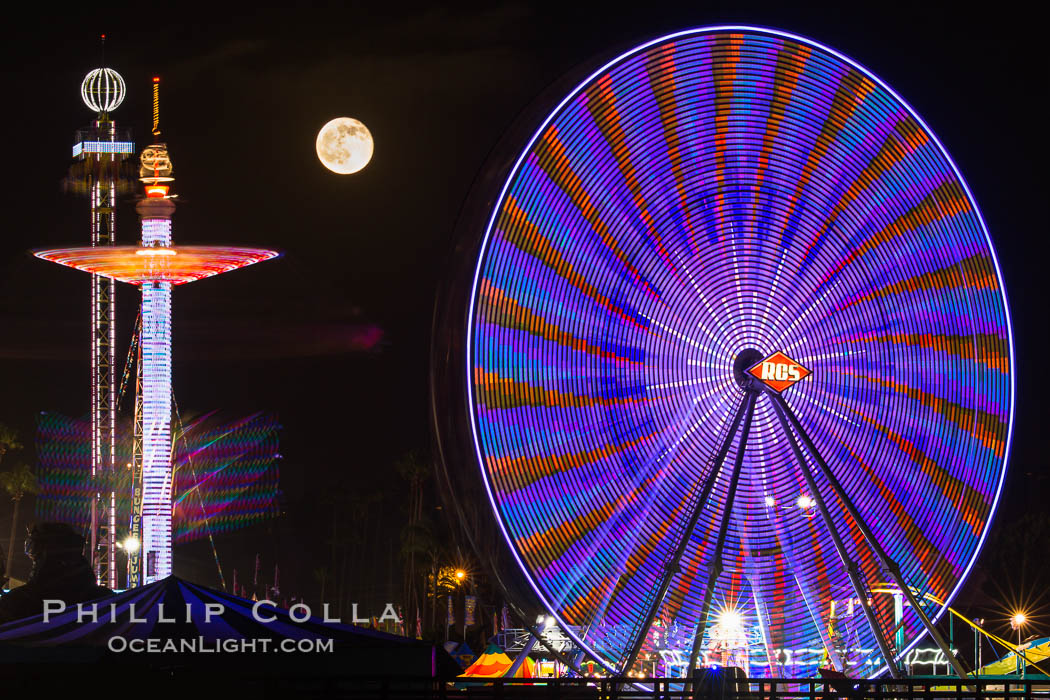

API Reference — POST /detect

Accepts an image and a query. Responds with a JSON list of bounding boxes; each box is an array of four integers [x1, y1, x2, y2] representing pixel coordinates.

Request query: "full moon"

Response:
[[315, 117, 374, 174]]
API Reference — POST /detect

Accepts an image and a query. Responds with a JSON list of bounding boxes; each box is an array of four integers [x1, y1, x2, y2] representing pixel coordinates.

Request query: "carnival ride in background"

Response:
[[34, 66, 279, 588], [35, 410, 282, 587], [493, 598, 1048, 679], [458, 26, 1013, 679]]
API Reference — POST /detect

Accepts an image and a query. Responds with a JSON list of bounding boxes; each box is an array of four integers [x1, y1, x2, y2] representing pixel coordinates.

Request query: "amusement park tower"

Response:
[[38, 77, 278, 586], [67, 63, 135, 589]]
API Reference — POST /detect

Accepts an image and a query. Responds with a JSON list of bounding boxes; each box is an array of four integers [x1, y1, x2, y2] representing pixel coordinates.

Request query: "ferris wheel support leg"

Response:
[[522, 620, 591, 678], [685, 391, 758, 678], [504, 630, 539, 677], [769, 396, 902, 679], [772, 395, 971, 681], [620, 391, 754, 675]]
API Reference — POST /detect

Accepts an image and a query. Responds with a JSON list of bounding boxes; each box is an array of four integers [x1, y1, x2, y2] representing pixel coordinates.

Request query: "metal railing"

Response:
[[255, 676, 1050, 700]]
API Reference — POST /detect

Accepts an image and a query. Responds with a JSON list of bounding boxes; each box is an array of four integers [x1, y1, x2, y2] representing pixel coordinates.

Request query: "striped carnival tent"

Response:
[[460, 643, 536, 678], [0, 576, 459, 680]]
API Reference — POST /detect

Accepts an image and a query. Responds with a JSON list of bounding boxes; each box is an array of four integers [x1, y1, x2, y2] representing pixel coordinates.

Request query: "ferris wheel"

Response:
[[462, 26, 1013, 678]]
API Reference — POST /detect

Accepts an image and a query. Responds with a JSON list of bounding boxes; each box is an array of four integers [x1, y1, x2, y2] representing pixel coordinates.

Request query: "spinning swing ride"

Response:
[[458, 26, 1013, 678]]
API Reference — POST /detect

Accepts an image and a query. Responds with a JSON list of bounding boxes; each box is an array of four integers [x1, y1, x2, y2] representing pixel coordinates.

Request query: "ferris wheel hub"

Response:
[[732, 348, 765, 391]]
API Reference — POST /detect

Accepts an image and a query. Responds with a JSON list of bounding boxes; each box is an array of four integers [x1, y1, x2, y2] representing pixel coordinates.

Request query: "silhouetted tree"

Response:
[[313, 566, 329, 607], [0, 424, 21, 467], [1, 463, 38, 577], [397, 449, 433, 636]]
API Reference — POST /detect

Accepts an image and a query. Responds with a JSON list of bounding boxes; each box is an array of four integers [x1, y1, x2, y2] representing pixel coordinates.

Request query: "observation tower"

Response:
[[38, 77, 278, 585], [66, 59, 135, 589]]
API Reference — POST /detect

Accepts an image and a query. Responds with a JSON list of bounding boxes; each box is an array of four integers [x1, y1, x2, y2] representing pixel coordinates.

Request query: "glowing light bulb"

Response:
[[764, 496, 776, 507], [717, 609, 743, 630], [797, 495, 815, 509]]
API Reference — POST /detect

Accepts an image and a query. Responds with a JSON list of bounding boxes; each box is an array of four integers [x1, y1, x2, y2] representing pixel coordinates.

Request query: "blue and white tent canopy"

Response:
[[0, 576, 457, 677]]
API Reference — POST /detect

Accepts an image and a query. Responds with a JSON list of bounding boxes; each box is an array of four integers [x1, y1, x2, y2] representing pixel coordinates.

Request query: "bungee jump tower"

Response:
[[65, 62, 135, 589]]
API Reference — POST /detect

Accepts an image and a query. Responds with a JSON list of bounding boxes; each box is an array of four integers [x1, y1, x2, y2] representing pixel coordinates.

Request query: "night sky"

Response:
[[1, 2, 1045, 635]]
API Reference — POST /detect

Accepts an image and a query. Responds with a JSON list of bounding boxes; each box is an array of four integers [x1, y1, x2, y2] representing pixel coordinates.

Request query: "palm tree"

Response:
[[313, 566, 329, 607], [0, 423, 22, 467], [0, 463, 38, 578], [397, 450, 433, 636]]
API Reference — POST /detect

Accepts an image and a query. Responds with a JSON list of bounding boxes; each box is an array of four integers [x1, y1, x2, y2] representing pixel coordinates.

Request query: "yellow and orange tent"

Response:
[[459, 643, 536, 678]]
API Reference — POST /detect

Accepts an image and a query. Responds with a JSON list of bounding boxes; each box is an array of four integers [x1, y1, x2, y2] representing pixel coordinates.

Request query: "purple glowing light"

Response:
[[464, 26, 1013, 677]]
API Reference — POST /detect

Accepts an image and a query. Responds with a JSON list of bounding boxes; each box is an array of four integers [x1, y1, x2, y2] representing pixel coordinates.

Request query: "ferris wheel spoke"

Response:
[[803, 113, 932, 267], [768, 392, 902, 678], [643, 45, 706, 269], [581, 78, 698, 291], [838, 330, 1008, 375], [497, 196, 655, 332], [837, 252, 997, 314], [849, 408, 991, 535], [532, 130, 666, 304], [772, 391, 971, 680], [818, 181, 973, 298], [850, 371, 1007, 458], [706, 33, 741, 257], [619, 390, 753, 673], [779, 69, 877, 254], [684, 391, 757, 675], [769, 277, 844, 351], [477, 280, 646, 367], [823, 424, 960, 597]]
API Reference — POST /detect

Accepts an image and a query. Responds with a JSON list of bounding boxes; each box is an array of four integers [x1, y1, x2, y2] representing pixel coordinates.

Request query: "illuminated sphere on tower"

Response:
[[81, 68, 126, 113]]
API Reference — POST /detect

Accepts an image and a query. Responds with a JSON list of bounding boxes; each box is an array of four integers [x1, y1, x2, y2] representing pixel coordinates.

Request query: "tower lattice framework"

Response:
[[68, 66, 134, 589]]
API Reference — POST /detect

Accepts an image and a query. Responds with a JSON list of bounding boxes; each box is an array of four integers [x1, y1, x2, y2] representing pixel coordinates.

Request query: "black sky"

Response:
[[0, 2, 1046, 623]]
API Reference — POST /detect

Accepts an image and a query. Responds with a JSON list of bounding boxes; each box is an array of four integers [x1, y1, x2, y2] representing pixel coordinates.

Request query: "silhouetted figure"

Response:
[[818, 666, 860, 700], [0, 523, 111, 625]]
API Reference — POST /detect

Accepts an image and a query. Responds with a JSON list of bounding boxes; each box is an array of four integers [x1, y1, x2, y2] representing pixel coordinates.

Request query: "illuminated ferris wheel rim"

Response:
[[463, 24, 1014, 676]]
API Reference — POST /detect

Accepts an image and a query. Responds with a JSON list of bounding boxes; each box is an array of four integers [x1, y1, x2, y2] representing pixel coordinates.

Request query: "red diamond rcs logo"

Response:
[[747, 351, 811, 393]]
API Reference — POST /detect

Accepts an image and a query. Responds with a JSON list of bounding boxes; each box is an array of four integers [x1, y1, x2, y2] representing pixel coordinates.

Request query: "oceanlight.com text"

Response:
[[106, 637, 335, 654]]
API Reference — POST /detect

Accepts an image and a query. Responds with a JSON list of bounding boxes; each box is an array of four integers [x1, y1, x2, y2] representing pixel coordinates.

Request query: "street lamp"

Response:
[[454, 569, 468, 641], [973, 618, 985, 676], [1010, 612, 1028, 677]]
